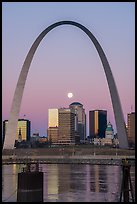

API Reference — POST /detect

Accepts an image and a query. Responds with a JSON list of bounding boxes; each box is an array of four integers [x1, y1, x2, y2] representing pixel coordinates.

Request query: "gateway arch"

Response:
[[3, 20, 128, 149]]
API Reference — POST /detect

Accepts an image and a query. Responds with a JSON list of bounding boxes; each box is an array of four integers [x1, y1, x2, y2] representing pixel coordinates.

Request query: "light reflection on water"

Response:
[[2, 164, 135, 202]]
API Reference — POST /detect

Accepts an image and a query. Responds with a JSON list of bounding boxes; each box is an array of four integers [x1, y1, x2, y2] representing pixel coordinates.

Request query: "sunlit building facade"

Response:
[[47, 109, 59, 144], [3, 119, 31, 144], [47, 107, 79, 145], [89, 110, 107, 138], [48, 109, 59, 127]]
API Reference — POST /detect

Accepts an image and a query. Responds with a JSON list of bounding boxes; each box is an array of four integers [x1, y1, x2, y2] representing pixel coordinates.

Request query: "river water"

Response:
[[2, 164, 135, 202]]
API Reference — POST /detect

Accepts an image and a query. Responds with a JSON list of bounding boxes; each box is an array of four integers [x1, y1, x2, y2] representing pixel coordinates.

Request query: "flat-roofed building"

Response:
[[127, 112, 135, 146], [89, 110, 107, 139], [58, 108, 75, 145], [47, 127, 59, 144], [47, 109, 59, 144], [48, 109, 58, 127], [3, 119, 31, 145], [47, 108, 79, 145]]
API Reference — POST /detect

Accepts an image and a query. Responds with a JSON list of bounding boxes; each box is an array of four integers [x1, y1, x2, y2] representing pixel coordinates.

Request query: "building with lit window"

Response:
[[48, 109, 59, 127], [47, 107, 80, 145], [47, 109, 59, 144], [69, 102, 86, 143], [127, 112, 135, 146], [89, 110, 107, 138], [58, 108, 75, 145], [3, 119, 31, 145], [47, 127, 59, 144]]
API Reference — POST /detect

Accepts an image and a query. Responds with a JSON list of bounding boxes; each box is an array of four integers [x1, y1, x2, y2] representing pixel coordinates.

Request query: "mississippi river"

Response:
[[2, 164, 135, 202]]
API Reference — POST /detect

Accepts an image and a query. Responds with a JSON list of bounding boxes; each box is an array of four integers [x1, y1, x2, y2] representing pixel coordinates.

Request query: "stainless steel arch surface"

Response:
[[3, 21, 128, 149]]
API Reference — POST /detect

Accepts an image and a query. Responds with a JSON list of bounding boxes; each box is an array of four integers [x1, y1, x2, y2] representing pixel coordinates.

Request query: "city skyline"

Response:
[[2, 103, 134, 138], [2, 2, 135, 136]]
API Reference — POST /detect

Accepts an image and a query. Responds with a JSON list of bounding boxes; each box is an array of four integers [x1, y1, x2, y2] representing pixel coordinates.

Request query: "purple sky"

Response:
[[2, 2, 135, 136]]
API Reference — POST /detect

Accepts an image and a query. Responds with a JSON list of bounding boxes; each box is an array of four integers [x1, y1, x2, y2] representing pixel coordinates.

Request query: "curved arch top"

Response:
[[3, 20, 128, 149]]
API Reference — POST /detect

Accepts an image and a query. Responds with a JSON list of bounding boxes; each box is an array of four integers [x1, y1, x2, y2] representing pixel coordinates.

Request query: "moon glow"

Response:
[[67, 92, 73, 98]]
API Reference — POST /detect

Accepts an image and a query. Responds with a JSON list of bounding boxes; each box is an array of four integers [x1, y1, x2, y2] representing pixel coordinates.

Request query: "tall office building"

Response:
[[47, 127, 59, 144], [58, 108, 75, 145], [47, 109, 59, 144], [3, 119, 31, 145], [47, 107, 79, 145], [89, 110, 107, 138], [48, 109, 59, 127], [127, 112, 135, 145], [69, 102, 86, 143]]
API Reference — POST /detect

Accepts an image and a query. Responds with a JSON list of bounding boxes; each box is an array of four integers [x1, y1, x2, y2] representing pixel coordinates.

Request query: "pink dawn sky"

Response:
[[2, 2, 135, 136]]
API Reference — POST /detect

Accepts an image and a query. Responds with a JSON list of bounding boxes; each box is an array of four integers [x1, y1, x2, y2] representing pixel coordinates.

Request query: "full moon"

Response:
[[67, 92, 73, 98]]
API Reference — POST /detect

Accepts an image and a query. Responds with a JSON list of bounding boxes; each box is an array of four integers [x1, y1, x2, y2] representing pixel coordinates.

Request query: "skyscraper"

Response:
[[58, 108, 75, 145], [127, 112, 135, 146], [48, 109, 58, 127], [47, 108, 77, 145], [3, 119, 31, 145], [69, 102, 86, 143], [89, 110, 107, 138], [47, 109, 59, 144]]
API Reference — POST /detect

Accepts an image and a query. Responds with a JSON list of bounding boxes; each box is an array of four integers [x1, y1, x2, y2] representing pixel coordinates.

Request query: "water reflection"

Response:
[[2, 164, 135, 202], [2, 164, 19, 202], [43, 164, 122, 202], [43, 164, 59, 200]]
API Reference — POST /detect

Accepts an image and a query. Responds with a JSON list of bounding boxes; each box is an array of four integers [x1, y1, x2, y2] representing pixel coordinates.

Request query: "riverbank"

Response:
[[2, 146, 135, 156], [2, 146, 135, 165], [2, 155, 135, 166]]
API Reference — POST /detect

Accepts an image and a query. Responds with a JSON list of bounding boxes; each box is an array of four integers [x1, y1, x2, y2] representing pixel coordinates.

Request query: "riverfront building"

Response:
[[47, 109, 59, 144], [127, 112, 135, 146], [69, 102, 86, 143], [3, 119, 31, 145], [89, 110, 107, 138], [101, 122, 114, 146], [105, 122, 114, 139], [47, 127, 59, 144], [58, 108, 75, 145], [47, 108, 78, 145], [48, 109, 59, 127]]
